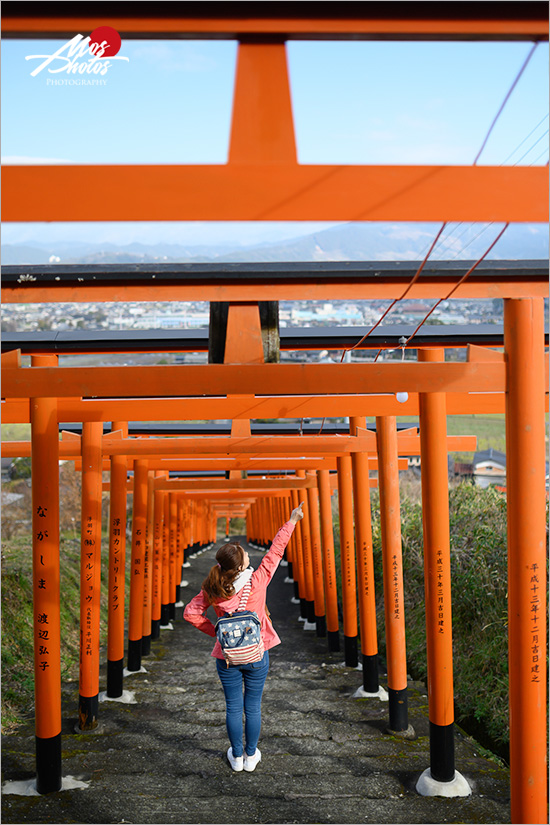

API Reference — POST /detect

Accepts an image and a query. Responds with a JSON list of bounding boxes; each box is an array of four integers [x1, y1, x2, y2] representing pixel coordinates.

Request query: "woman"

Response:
[[183, 503, 304, 772]]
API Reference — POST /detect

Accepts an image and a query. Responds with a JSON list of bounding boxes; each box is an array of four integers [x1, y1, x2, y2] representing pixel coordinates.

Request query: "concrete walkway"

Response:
[[2, 537, 510, 824]]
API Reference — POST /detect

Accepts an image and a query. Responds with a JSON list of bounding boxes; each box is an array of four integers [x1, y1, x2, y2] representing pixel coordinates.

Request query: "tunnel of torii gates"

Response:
[[1, 3, 548, 822]]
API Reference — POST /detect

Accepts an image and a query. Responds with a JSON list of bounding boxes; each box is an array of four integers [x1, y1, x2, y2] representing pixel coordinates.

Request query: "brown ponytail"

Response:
[[201, 542, 246, 605]]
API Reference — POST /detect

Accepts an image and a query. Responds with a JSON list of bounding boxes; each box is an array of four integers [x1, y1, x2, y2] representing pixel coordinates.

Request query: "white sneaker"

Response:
[[227, 747, 243, 772], [243, 748, 261, 772]]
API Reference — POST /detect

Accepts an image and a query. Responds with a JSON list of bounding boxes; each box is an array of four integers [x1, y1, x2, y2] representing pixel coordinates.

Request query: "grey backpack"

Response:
[[215, 579, 264, 668]]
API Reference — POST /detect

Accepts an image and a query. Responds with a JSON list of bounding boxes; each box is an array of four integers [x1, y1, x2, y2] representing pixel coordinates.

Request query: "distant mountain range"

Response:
[[2, 222, 548, 265]]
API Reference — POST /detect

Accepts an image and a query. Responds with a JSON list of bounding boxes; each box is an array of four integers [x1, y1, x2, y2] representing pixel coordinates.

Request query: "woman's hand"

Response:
[[290, 502, 304, 524]]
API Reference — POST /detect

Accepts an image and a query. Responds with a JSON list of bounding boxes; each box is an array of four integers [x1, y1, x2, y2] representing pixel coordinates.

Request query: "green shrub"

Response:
[[371, 479, 511, 748]]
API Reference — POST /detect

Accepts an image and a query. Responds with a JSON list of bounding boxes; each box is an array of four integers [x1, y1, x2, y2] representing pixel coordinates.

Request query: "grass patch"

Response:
[[1, 530, 125, 731]]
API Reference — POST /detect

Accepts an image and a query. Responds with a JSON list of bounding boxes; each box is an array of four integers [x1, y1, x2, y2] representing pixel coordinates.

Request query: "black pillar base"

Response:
[[299, 598, 308, 620], [344, 635, 358, 668], [160, 604, 170, 625], [362, 653, 379, 693], [78, 694, 99, 731], [293, 581, 300, 599], [306, 600, 316, 623], [429, 721, 455, 783], [141, 634, 151, 656], [107, 657, 124, 698], [168, 602, 176, 620], [175, 584, 181, 603], [36, 732, 62, 794], [151, 618, 161, 640], [388, 687, 409, 732], [327, 630, 340, 652], [288, 562, 293, 579], [127, 638, 142, 672], [315, 615, 327, 637]]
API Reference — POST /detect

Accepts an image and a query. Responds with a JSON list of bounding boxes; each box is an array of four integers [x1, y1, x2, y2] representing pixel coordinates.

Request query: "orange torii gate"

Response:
[[2, 409, 477, 722], [2, 304, 547, 817], [1, 4, 548, 822]]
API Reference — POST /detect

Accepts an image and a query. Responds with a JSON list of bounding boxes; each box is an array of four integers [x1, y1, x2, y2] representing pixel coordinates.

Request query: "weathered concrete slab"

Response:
[[1, 538, 510, 824]]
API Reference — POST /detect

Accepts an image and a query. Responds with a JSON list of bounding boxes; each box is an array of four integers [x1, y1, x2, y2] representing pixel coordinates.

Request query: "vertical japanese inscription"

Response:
[[392, 554, 401, 622], [84, 515, 95, 658], [529, 563, 541, 683], [436, 547, 445, 634], [111, 517, 121, 611]]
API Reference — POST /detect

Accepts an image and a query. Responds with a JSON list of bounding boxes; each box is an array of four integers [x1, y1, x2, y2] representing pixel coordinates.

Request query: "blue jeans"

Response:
[[216, 650, 270, 757]]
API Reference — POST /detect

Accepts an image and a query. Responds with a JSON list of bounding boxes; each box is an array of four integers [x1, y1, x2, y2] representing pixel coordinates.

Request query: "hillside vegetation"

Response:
[[371, 479, 512, 756], [331, 475, 518, 760]]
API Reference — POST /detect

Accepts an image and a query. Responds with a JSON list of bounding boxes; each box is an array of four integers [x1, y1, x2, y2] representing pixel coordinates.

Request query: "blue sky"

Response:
[[2, 37, 548, 247]]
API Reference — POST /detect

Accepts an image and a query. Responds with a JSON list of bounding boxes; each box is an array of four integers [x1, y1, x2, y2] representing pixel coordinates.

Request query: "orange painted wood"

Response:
[[296, 470, 315, 605], [0, 361, 507, 398], [102, 434, 377, 456], [142, 473, 155, 639], [290, 488, 306, 601], [376, 416, 408, 693], [153, 477, 313, 490], [128, 460, 148, 645], [229, 43, 296, 165], [467, 344, 505, 362], [350, 417, 378, 658], [306, 472, 325, 619], [78, 422, 103, 710], [282, 494, 293, 562], [0, 434, 475, 459], [107, 422, 128, 665], [176, 496, 185, 582], [224, 303, 265, 364], [4, 279, 547, 303], [152, 475, 166, 623], [169, 493, 178, 605], [3, 14, 546, 38], [30, 355, 61, 739], [418, 349, 455, 728], [161, 492, 170, 612], [337, 455, 358, 639], [504, 299, 548, 824], [2, 349, 21, 368], [3, 164, 545, 223], [225, 303, 263, 477], [0, 392, 519, 424], [78, 457, 399, 472], [9, 392, 548, 424], [317, 470, 339, 634]]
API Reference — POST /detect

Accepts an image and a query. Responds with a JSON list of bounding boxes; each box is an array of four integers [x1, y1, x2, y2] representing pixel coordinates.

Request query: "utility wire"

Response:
[[314, 41, 540, 435], [500, 113, 548, 165], [401, 223, 510, 348], [436, 128, 549, 262], [472, 42, 539, 165]]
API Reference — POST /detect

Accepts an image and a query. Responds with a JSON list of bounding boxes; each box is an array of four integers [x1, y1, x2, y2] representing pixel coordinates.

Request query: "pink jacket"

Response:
[[183, 521, 295, 659]]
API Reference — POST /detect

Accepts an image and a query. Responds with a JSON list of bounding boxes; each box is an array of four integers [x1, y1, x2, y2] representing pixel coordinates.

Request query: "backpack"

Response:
[[215, 579, 265, 668]]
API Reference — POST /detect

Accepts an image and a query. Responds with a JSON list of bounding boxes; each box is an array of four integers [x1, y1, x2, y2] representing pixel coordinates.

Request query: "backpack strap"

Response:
[[237, 578, 252, 611]]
